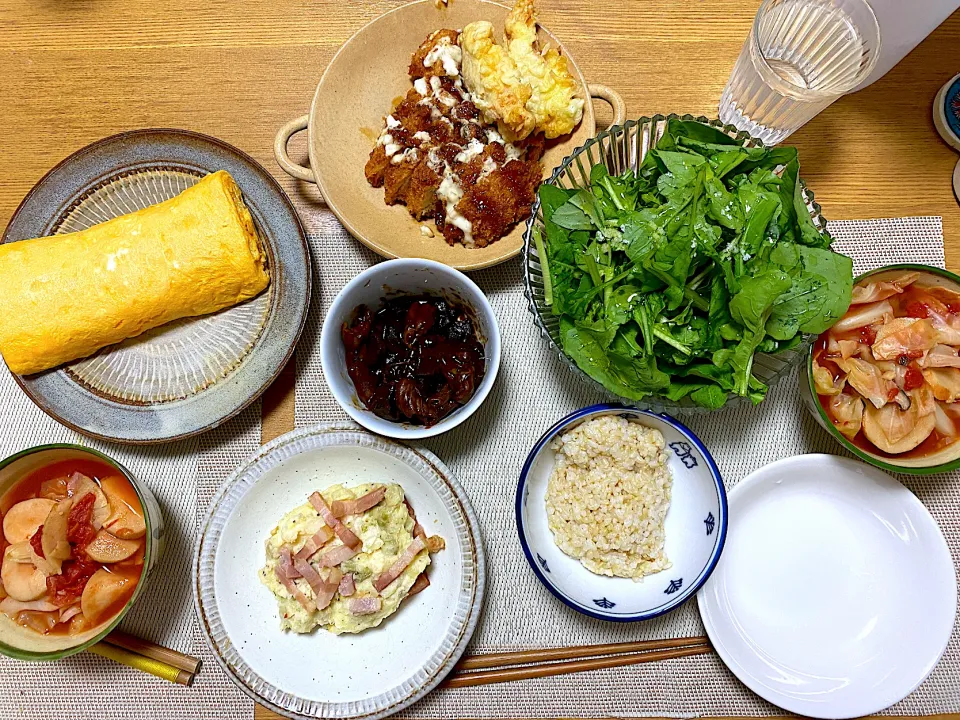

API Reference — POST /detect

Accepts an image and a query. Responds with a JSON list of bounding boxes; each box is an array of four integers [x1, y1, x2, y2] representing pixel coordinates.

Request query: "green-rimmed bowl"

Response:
[[0, 444, 164, 660], [522, 114, 828, 414], [801, 264, 960, 475]]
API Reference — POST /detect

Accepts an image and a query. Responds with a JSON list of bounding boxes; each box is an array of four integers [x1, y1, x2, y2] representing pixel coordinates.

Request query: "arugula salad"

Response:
[[534, 119, 853, 408]]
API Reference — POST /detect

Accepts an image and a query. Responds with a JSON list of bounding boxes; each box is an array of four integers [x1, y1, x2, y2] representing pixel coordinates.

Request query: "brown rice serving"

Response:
[[545, 415, 673, 580]]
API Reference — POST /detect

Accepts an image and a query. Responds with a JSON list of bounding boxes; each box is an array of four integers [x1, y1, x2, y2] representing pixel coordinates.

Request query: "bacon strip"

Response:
[[309, 492, 362, 549], [293, 558, 342, 611], [403, 498, 427, 540], [277, 547, 301, 580], [273, 565, 315, 613], [331, 487, 386, 518], [406, 572, 430, 598], [316, 543, 360, 568], [347, 597, 383, 615], [316, 568, 342, 611], [338, 574, 356, 597], [294, 527, 336, 561], [373, 536, 426, 593]]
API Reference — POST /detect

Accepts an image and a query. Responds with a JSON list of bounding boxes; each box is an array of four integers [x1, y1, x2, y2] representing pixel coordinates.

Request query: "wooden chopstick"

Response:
[[88, 643, 195, 686], [104, 629, 202, 676], [443, 637, 712, 688], [455, 635, 710, 671]]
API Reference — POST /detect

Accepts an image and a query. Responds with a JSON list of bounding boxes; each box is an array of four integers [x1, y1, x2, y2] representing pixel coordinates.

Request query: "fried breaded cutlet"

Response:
[[450, 149, 543, 248], [365, 28, 544, 249]]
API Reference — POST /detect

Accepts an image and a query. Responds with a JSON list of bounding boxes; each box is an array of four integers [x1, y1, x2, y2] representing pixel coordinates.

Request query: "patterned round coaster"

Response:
[[933, 73, 960, 153]]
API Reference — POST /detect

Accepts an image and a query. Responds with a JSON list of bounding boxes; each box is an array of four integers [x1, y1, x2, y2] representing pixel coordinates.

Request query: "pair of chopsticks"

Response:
[[443, 636, 712, 688], [88, 630, 202, 686]]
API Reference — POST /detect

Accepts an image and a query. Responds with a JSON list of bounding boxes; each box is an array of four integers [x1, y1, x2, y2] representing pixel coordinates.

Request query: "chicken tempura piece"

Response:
[[503, 0, 584, 139], [459, 0, 584, 141], [459, 21, 535, 142]]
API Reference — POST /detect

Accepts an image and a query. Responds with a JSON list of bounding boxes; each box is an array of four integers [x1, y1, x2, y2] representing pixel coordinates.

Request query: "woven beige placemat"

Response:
[[0, 379, 258, 719], [0, 215, 953, 719], [294, 213, 959, 718]]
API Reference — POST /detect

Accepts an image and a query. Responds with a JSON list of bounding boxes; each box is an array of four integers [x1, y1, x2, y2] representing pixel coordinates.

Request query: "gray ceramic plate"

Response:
[[2, 129, 311, 443]]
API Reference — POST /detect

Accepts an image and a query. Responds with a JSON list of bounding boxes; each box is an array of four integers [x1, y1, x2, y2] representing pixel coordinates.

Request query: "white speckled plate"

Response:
[[193, 423, 485, 720]]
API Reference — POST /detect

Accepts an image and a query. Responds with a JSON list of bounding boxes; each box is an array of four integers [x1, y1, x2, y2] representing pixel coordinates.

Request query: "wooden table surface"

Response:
[[2, 0, 959, 717]]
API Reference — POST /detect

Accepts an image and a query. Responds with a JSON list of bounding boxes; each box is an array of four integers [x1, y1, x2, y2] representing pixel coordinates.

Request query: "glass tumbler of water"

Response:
[[719, 0, 881, 145]]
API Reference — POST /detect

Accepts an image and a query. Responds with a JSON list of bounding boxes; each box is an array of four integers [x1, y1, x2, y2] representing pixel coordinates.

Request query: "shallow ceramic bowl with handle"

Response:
[[320, 258, 501, 440], [523, 114, 827, 414], [274, 0, 625, 271], [802, 263, 960, 475], [0, 444, 163, 661], [516, 404, 727, 621]]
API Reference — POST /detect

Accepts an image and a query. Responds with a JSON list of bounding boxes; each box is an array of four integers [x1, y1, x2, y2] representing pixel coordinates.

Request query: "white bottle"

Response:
[[855, 0, 960, 90]]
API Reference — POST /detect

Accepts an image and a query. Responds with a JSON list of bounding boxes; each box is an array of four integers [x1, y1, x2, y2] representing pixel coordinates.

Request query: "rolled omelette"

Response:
[[0, 170, 270, 375]]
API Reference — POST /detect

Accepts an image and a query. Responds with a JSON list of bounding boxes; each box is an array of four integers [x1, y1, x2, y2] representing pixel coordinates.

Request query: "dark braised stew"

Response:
[[342, 295, 486, 426]]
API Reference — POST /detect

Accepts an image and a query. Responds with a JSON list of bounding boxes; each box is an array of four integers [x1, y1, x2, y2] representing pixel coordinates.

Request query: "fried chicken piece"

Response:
[[365, 145, 391, 187], [459, 0, 584, 140], [367, 89, 434, 194], [455, 158, 542, 247], [382, 152, 421, 205], [404, 156, 443, 220], [409, 29, 462, 79], [459, 21, 535, 142], [392, 89, 436, 132]]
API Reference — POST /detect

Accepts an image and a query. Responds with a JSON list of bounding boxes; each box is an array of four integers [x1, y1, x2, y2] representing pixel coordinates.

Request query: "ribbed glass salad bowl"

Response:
[[522, 114, 828, 414]]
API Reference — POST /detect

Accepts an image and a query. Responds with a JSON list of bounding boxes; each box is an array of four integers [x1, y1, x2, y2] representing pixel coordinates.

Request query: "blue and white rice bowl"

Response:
[[516, 404, 727, 621]]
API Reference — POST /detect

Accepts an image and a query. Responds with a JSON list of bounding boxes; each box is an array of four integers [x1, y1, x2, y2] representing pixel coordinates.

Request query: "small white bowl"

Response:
[[517, 404, 727, 621], [320, 258, 501, 439]]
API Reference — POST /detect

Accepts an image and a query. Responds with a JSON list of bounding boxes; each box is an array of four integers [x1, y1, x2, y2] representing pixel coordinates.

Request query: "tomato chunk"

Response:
[[67, 493, 97, 549], [904, 365, 925, 391], [46, 558, 99, 607], [905, 301, 930, 319], [859, 325, 877, 345]]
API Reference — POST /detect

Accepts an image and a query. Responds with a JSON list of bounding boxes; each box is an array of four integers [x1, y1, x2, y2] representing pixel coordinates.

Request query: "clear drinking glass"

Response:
[[719, 0, 881, 145]]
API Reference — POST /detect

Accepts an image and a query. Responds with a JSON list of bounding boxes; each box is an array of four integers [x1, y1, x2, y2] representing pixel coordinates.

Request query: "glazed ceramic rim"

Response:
[[2, 128, 312, 444], [193, 422, 486, 720], [515, 403, 728, 622], [304, 0, 597, 272], [698, 453, 957, 719], [319, 258, 502, 440], [522, 113, 827, 414], [805, 263, 960, 475], [0, 443, 155, 661]]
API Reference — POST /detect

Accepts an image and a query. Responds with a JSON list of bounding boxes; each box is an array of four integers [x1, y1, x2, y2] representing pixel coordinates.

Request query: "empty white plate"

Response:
[[698, 454, 956, 719]]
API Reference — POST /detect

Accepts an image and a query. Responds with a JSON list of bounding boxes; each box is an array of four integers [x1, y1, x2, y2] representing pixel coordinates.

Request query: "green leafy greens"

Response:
[[537, 119, 853, 408]]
